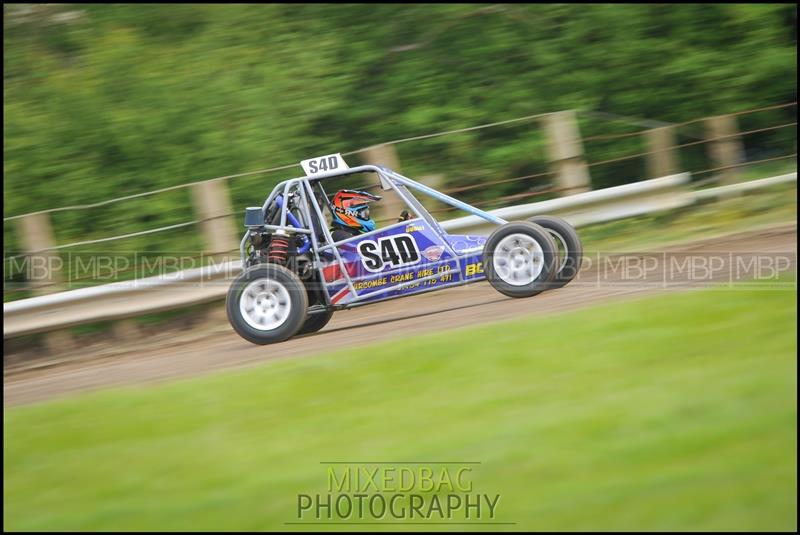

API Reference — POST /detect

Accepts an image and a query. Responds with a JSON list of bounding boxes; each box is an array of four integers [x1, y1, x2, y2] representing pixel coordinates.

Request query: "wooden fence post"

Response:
[[542, 110, 591, 195], [16, 213, 75, 353], [417, 174, 446, 214], [705, 115, 746, 185], [191, 179, 239, 261], [360, 144, 405, 223], [644, 126, 680, 178], [191, 177, 238, 340]]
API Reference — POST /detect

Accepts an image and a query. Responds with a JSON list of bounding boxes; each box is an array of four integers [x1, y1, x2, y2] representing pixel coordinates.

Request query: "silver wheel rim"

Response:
[[492, 233, 545, 286], [239, 279, 292, 331], [548, 230, 569, 272]]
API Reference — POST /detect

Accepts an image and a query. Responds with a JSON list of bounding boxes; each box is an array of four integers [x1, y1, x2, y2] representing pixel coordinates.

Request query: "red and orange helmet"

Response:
[[331, 190, 381, 232]]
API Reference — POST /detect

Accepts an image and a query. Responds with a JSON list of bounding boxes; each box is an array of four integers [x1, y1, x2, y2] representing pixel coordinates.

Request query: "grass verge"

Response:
[[4, 283, 797, 531]]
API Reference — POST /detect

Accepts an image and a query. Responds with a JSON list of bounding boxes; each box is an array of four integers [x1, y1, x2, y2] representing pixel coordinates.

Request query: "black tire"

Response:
[[295, 275, 334, 335], [483, 221, 559, 298], [226, 263, 308, 345], [296, 308, 334, 335], [528, 215, 583, 289]]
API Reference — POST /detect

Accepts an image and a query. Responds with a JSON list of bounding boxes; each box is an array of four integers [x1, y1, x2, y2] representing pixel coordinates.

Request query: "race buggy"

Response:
[[227, 153, 582, 345]]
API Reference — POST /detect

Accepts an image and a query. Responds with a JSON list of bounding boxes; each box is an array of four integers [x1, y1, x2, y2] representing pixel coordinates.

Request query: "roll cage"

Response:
[[239, 165, 508, 308]]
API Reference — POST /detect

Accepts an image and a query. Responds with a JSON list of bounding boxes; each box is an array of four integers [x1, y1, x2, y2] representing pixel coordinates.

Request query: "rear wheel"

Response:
[[227, 264, 308, 345], [296, 275, 334, 335], [483, 221, 558, 298], [528, 215, 583, 289], [297, 307, 334, 335]]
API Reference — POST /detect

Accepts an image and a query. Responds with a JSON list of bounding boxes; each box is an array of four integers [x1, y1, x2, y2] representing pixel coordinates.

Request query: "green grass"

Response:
[[4, 285, 797, 532]]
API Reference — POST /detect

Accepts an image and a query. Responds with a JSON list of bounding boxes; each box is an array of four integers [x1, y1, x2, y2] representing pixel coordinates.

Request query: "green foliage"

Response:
[[3, 4, 797, 253]]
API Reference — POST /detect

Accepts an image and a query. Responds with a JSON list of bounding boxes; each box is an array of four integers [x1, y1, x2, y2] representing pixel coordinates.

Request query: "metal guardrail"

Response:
[[440, 172, 691, 233], [3, 261, 243, 337], [3, 172, 796, 338]]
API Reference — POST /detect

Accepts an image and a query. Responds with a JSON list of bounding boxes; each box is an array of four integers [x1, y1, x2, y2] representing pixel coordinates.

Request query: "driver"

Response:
[[330, 189, 382, 242]]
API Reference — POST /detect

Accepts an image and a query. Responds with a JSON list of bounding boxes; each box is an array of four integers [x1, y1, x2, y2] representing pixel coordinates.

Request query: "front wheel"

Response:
[[528, 215, 583, 289], [226, 264, 309, 345], [483, 221, 558, 298]]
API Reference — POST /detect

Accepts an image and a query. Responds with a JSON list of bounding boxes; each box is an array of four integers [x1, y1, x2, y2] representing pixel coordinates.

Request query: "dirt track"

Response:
[[4, 224, 796, 407]]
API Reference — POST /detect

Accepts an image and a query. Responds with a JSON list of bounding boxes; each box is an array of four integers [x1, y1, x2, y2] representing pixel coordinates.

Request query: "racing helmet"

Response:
[[331, 189, 382, 233]]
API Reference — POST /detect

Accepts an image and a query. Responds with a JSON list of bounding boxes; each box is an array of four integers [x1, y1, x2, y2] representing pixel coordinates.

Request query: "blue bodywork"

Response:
[[319, 218, 488, 306]]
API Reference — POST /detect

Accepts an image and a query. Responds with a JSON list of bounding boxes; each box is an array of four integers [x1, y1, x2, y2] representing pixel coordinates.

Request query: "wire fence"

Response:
[[580, 101, 798, 139], [4, 101, 797, 296], [2, 111, 556, 223], [6, 105, 797, 250], [4, 101, 795, 224], [692, 153, 798, 177], [3, 212, 239, 260]]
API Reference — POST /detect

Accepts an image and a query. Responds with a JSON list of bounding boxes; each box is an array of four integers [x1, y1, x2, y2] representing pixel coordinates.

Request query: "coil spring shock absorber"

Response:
[[267, 233, 290, 265]]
